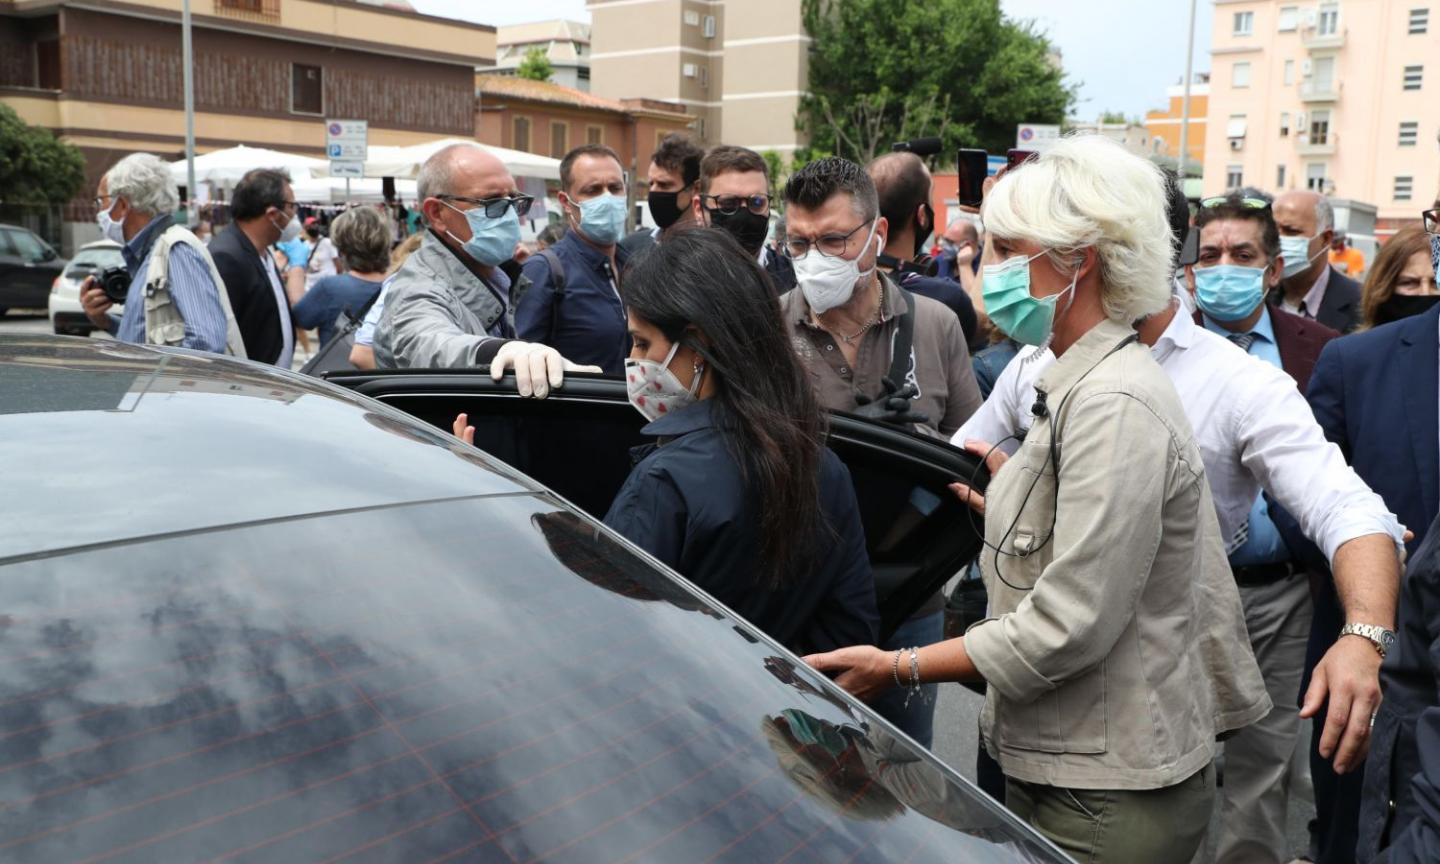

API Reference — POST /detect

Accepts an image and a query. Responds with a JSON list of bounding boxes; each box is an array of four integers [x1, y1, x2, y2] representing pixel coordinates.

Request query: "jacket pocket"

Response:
[[1000, 663, 1108, 755]]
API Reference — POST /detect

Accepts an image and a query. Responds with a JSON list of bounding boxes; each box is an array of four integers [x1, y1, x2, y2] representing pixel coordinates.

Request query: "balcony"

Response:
[[1300, 80, 1341, 103], [1302, 27, 1346, 50], [1296, 131, 1337, 156]]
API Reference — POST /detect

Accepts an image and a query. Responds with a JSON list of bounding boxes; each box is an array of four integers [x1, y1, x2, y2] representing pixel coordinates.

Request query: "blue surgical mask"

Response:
[[1194, 264, 1267, 322], [981, 250, 1076, 347], [1279, 234, 1324, 279], [572, 193, 627, 245], [444, 201, 520, 267]]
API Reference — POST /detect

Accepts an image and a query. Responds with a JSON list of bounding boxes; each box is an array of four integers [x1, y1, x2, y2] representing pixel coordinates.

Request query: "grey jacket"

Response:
[[965, 318, 1271, 791], [374, 232, 522, 369]]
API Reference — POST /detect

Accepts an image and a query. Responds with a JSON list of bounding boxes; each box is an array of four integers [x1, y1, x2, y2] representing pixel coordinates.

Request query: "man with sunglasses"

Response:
[[373, 144, 595, 395], [692, 145, 796, 293], [621, 132, 704, 259]]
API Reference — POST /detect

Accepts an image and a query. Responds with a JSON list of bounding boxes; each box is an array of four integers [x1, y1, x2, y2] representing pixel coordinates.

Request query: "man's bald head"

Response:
[[1273, 188, 1335, 288], [1274, 189, 1334, 236], [867, 151, 932, 238], [944, 218, 978, 246], [417, 143, 513, 202]]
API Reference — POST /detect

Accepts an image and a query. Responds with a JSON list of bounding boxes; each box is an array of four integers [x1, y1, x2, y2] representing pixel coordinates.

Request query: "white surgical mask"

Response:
[[271, 210, 303, 244], [96, 199, 126, 245], [1279, 233, 1325, 279], [624, 341, 703, 422], [793, 220, 880, 314]]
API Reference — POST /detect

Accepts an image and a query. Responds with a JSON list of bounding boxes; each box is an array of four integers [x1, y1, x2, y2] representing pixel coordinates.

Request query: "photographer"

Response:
[[80, 153, 245, 355]]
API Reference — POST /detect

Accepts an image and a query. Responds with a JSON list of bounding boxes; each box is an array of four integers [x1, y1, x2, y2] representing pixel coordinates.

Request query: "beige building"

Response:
[[1204, 0, 1440, 233], [480, 19, 592, 92], [588, 0, 808, 153]]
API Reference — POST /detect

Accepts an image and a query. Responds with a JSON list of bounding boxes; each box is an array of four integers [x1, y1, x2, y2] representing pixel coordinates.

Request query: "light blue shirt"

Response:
[[1203, 307, 1290, 566], [110, 215, 230, 353]]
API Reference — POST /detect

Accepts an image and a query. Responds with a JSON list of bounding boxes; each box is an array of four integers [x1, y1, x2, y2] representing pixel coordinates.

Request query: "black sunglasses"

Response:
[[1423, 208, 1439, 236], [702, 194, 770, 216], [439, 194, 534, 219]]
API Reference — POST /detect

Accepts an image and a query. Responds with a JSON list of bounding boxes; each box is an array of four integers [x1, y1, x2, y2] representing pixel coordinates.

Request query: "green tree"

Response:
[[1099, 110, 1131, 125], [516, 47, 554, 83], [0, 103, 85, 205], [760, 149, 788, 194], [799, 0, 1074, 163]]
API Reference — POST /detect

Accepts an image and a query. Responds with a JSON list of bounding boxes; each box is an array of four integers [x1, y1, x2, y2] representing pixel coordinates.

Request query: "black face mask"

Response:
[[913, 203, 934, 258], [707, 207, 770, 257], [648, 186, 691, 232], [1375, 293, 1440, 326]]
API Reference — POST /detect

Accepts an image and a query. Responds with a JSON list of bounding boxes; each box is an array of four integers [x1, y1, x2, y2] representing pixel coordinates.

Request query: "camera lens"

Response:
[[97, 267, 130, 304]]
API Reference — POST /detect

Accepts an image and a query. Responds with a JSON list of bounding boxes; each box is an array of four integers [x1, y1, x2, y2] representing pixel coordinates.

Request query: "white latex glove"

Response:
[[489, 341, 602, 398]]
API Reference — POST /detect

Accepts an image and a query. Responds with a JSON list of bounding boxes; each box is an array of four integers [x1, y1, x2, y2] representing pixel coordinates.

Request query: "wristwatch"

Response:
[[1339, 623, 1397, 658]]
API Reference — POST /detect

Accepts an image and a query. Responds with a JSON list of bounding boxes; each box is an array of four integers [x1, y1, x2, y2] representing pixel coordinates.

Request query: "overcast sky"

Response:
[[415, 0, 1215, 120]]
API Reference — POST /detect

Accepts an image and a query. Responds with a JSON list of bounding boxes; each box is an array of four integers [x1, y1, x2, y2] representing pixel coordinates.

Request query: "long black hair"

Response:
[[620, 226, 827, 589]]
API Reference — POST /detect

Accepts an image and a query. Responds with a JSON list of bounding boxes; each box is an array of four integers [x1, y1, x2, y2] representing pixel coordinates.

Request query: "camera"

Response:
[[97, 267, 130, 304]]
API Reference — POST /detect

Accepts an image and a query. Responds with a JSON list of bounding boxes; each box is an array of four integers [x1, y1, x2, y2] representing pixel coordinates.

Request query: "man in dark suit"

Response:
[[1272, 189, 1363, 333], [1303, 301, 1437, 862], [208, 168, 303, 367]]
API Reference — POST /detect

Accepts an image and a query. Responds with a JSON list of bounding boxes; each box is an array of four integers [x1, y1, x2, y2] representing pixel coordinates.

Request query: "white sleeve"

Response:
[[1234, 363, 1405, 563], [949, 347, 1043, 456], [354, 284, 388, 347]]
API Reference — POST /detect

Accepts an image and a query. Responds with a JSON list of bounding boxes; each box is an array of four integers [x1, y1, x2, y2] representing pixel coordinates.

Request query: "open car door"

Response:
[[324, 370, 988, 641]]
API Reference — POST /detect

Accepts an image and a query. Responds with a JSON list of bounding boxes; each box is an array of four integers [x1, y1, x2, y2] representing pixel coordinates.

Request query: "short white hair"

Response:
[[104, 152, 179, 217], [982, 134, 1173, 323]]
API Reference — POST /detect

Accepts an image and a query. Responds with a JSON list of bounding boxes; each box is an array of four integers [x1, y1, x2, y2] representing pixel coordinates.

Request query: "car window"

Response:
[[0, 494, 1063, 863], [0, 230, 16, 257], [7, 229, 46, 262], [65, 247, 124, 277]]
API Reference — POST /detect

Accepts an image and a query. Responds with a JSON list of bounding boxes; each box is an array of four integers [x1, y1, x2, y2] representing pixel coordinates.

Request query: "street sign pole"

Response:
[[182, 0, 196, 226]]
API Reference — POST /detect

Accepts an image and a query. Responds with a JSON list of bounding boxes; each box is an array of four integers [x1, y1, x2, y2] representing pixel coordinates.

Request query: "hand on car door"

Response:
[[947, 439, 1008, 516]]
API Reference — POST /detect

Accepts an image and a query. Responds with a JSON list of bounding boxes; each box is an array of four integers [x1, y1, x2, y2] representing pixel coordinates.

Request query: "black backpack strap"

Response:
[[886, 287, 918, 387], [537, 247, 566, 341]]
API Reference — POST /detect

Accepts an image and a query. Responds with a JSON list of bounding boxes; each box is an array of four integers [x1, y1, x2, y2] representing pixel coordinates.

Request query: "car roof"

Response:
[[76, 240, 122, 251], [0, 337, 538, 561]]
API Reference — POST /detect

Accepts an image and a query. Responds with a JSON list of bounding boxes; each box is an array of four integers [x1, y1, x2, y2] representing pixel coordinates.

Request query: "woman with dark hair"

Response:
[[456, 227, 878, 654], [1358, 225, 1439, 329]]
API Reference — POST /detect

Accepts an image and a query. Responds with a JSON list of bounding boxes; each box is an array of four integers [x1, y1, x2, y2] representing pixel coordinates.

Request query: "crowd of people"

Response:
[[74, 132, 1440, 863]]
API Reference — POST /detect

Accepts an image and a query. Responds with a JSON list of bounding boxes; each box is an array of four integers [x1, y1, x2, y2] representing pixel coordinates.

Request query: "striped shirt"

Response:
[[111, 215, 230, 353]]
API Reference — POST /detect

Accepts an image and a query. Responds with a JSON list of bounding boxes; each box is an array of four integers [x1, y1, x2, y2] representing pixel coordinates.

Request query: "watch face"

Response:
[[1381, 630, 1397, 648]]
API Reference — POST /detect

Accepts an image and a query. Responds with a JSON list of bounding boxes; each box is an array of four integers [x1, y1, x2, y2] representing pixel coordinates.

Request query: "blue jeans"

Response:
[[871, 611, 943, 748]]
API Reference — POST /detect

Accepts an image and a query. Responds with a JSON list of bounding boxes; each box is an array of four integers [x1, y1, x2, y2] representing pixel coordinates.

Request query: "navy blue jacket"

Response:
[[516, 231, 629, 376], [972, 339, 1020, 400], [603, 400, 879, 655], [1360, 512, 1440, 862], [292, 273, 383, 346]]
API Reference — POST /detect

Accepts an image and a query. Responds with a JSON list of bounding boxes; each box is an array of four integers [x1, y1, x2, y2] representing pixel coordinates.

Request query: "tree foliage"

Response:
[[516, 47, 554, 83], [0, 103, 86, 205], [798, 0, 1074, 164]]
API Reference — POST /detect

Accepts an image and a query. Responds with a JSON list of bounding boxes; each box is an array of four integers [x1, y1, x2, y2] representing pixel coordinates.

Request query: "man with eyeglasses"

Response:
[[373, 143, 596, 395], [1271, 189, 1363, 334], [517, 143, 632, 376], [692, 145, 796, 293], [209, 167, 308, 368], [779, 156, 983, 749]]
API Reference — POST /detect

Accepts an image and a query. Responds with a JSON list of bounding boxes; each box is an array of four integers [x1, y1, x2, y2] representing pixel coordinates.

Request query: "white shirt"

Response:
[[305, 237, 339, 291], [259, 252, 295, 370], [953, 307, 1404, 563], [354, 278, 392, 347], [1279, 264, 1331, 319]]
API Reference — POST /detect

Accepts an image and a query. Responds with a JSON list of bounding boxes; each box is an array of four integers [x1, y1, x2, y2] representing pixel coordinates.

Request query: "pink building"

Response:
[[1204, 0, 1440, 235]]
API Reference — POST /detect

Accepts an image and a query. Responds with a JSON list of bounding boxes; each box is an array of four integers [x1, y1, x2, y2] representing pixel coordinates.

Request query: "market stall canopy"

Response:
[[290, 176, 417, 205], [315, 138, 561, 182], [169, 145, 327, 188]]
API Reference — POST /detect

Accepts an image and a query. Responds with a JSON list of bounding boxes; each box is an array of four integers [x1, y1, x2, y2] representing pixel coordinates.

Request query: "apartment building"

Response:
[[1204, 0, 1440, 233], [1145, 75, 1210, 169], [480, 19, 592, 92], [588, 0, 808, 153], [0, 0, 492, 249]]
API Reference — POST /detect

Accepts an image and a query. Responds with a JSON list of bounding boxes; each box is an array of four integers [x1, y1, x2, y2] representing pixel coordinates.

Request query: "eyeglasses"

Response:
[[784, 220, 873, 259], [438, 194, 534, 218], [1423, 208, 1440, 235], [701, 194, 770, 216], [92, 195, 114, 210], [1200, 196, 1271, 211]]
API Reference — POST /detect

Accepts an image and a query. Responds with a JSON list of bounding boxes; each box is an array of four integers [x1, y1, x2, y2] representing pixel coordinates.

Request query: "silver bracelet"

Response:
[[904, 646, 925, 708], [891, 649, 905, 690]]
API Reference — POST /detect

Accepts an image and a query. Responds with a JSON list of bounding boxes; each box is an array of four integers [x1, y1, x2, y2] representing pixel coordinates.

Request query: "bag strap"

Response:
[[538, 247, 566, 342], [885, 287, 917, 387]]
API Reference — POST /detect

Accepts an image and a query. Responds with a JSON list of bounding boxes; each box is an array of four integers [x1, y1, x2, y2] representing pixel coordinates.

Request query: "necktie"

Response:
[[1229, 331, 1256, 353]]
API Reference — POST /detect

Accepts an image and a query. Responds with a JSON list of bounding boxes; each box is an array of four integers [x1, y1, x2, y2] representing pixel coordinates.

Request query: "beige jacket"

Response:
[[965, 318, 1270, 791]]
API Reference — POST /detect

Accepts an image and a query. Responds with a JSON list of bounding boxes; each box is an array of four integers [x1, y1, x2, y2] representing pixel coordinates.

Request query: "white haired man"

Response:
[[80, 153, 245, 355]]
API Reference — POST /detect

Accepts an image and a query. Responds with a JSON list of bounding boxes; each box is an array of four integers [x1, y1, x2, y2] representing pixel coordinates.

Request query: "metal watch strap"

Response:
[[1339, 622, 1394, 658]]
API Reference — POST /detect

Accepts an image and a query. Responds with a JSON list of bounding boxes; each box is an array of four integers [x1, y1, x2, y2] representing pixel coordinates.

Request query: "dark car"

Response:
[[0, 225, 66, 315], [0, 336, 1061, 864]]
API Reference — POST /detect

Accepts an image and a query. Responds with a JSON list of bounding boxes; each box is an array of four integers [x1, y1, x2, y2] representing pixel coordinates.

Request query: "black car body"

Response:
[[0, 225, 66, 313], [0, 337, 1058, 863]]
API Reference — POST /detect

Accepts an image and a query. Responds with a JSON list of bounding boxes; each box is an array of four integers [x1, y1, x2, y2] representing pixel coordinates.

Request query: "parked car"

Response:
[[48, 239, 124, 335], [0, 337, 1060, 864], [0, 224, 66, 315]]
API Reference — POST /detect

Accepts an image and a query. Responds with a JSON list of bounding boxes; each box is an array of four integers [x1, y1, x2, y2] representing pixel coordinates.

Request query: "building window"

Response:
[[1278, 6, 1298, 30], [1280, 112, 1291, 136], [1226, 164, 1244, 189], [683, 9, 700, 25], [586, 125, 604, 146], [1410, 7, 1429, 33], [703, 15, 717, 38], [1277, 164, 1287, 188], [578, 67, 591, 81], [1310, 109, 1331, 144], [1317, 3, 1340, 35], [696, 117, 707, 140], [1395, 175, 1415, 200], [1306, 162, 1328, 192], [291, 64, 323, 115], [1233, 61, 1252, 87], [1234, 11, 1254, 35], [1283, 59, 1295, 85], [514, 116, 531, 151], [1400, 121, 1420, 146], [216, 0, 280, 22], [550, 121, 569, 158], [1227, 114, 1248, 143], [1405, 64, 1424, 90]]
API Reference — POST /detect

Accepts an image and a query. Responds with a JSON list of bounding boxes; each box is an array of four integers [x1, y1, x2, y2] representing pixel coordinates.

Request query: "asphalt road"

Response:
[[3, 308, 1318, 860]]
